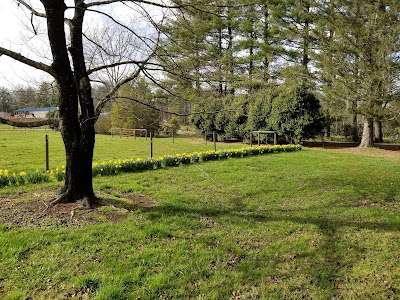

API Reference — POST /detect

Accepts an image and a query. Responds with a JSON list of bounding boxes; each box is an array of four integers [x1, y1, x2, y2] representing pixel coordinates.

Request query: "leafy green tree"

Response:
[[94, 114, 112, 135], [111, 78, 161, 133], [268, 83, 325, 143], [247, 83, 325, 143], [189, 96, 224, 139], [169, 116, 181, 134]]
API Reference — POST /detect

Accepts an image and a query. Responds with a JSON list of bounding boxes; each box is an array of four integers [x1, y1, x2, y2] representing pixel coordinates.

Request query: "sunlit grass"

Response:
[[0, 125, 244, 173], [1, 148, 400, 298]]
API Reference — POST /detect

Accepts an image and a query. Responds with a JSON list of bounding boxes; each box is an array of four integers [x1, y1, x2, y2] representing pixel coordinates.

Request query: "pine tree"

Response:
[[318, 0, 400, 147], [276, 0, 319, 87]]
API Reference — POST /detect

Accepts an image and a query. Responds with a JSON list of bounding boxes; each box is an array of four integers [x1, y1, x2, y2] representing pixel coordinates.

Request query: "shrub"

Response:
[[95, 114, 112, 134]]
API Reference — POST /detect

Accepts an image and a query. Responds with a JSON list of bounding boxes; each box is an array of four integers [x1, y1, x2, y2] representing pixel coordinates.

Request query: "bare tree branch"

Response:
[[15, 0, 46, 18], [14, 0, 72, 25], [82, 32, 119, 58], [0, 46, 55, 77], [114, 96, 243, 117], [113, 96, 188, 116], [85, 0, 185, 9], [30, 12, 38, 35], [94, 18, 163, 117], [95, 65, 143, 116], [85, 8, 156, 50], [87, 59, 144, 75]]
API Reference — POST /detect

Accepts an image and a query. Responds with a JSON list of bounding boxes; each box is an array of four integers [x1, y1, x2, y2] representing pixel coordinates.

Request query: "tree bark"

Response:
[[359, 117, 374, 148], [42, 0, 95, 206], [374, 119, 383, 143]]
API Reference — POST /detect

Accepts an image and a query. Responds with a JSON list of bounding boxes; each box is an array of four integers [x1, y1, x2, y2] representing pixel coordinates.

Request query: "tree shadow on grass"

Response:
[[148, 202, 400, 298]]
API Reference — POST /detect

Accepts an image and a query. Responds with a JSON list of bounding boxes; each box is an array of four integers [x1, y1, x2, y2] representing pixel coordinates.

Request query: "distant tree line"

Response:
[[0, 82, 59, 113]]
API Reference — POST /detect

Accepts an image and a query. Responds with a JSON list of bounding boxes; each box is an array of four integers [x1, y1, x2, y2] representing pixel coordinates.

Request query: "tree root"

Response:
[[47, 192, 70, 209], [48, 192, 96, 211], [81, 197, 92, 209]]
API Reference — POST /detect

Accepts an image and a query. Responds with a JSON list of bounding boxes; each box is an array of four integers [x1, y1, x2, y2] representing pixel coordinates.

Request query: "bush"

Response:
[[46, 110, 59, 130], [95, 114, 112, 134], [343, 124, 361, 142], [191, 83, 326, 144]]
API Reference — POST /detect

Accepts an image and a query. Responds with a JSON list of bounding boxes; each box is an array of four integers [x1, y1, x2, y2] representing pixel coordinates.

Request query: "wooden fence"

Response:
[[112, 128, 148, 140]]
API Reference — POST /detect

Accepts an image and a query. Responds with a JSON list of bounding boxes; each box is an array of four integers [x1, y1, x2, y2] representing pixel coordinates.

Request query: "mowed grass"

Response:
[[1, 130, 400, 298], [0, 124, 243, 173]]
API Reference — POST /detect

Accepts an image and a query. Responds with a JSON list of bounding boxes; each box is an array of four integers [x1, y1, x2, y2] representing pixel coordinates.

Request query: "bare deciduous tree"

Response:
[[0, 0, 178, 207]]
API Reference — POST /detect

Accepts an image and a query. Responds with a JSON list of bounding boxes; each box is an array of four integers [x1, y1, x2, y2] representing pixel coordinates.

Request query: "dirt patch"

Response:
[[307, 146, 400, 159], [0, 189, 157, 228]]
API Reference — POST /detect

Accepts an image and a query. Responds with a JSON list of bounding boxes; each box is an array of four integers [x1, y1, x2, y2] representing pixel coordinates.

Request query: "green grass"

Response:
[[0, 124, 243, 173], [1, 131, 400, 299]]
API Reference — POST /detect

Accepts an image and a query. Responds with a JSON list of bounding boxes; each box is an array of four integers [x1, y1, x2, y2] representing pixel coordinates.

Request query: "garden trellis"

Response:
[[250, 131, 277, 147]]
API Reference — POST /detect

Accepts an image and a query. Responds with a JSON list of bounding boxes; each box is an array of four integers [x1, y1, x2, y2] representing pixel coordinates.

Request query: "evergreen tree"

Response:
[[0, 88, 15, 113], [36, 82, 59, 107], [318, 0, 400, 147], [276, 0, 319, 87]]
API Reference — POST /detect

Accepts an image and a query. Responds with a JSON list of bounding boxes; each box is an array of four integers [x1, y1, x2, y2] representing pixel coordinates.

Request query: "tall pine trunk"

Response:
[[359, 117, 374, 147], [374, 119, 383, 143]]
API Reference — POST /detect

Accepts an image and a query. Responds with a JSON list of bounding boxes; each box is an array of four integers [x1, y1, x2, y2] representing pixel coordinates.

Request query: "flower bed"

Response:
[[0, 144, 301, 188]]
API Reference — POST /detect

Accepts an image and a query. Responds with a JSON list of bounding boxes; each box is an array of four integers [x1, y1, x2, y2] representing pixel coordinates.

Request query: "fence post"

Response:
[[45, 135, 49, 172], [274, 133, 277, 145], [213, 131, 216, 151], [205, 130, 207, 145], [258, 132, 260, 146], [250, 132, 252, 147], [150, 132, 153, 158]]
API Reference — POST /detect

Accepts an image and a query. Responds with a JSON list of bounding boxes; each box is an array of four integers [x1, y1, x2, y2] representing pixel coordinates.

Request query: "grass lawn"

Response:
[[0, 124, 243, 173], [1, 133, 400, 299]]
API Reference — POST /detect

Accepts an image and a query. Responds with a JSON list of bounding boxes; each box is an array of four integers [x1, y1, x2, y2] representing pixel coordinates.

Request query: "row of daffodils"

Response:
[[0, 144, 301, 188]]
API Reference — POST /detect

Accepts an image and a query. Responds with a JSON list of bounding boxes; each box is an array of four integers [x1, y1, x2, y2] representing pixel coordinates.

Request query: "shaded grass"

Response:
[[1, 148, 400, 299]]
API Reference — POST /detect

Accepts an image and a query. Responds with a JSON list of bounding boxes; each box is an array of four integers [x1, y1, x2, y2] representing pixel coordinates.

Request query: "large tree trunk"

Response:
[[43, 0, 95, 206], [359, 117, 374, 148], [374, 119, 383, 143]]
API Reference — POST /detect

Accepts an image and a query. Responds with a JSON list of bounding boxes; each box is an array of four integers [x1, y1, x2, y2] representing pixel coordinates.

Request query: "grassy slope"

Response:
[[1, 148, 400, 299]]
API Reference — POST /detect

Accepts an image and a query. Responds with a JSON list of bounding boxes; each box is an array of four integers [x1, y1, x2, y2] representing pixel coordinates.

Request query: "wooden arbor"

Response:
[[250, 131, 277, 146], [112, 128, 148, 140]]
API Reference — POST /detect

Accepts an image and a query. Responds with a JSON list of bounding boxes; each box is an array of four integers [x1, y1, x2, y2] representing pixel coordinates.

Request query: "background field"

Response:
[[1, 127, 400, 299], [0, 124, 243, 173]]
